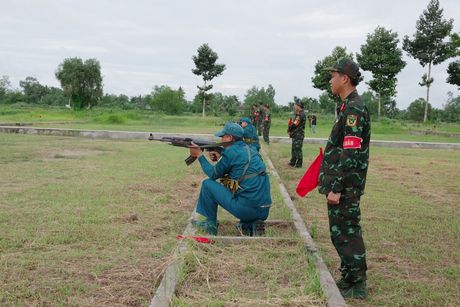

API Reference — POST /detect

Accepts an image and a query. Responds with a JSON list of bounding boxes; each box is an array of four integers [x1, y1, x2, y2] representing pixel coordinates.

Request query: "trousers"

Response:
[[327, 193, 367, 283], [196, 179, 269, 223]]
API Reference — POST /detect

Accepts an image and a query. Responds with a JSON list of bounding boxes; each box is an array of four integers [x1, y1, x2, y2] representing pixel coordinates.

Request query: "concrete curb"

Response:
[[149, 212, 198, 307], [261, 148, 347, 307], [1, 126, 459, 150]]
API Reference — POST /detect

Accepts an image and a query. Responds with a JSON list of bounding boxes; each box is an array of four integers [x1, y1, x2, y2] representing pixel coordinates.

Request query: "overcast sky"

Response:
[[1, 0, 459, 109]]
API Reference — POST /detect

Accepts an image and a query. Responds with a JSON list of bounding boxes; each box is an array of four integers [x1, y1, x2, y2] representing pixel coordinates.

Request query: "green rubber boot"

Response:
[[340, 281, 368, 299], [191, 220, 218, 235], [336, 277, 352, 290]]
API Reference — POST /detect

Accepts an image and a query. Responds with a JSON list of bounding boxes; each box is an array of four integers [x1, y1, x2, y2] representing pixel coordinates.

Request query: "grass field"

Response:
[[0, 133, 325, 306], [0, 134, 202, 305], [1, 108, 459, 305], [1, 105, 459, 143], [266, 143, 460, 306]]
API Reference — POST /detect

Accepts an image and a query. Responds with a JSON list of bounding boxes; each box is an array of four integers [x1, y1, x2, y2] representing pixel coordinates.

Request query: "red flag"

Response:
[[296, 147, 323, 197], [288, 117, 292, 126], [176, 235, 214, 244]]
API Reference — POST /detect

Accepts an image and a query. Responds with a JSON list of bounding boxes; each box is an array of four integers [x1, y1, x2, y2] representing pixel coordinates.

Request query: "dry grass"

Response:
[[267, 143, 460, 306], [0, 134, 202, 306], [173, 240, 325, 306]]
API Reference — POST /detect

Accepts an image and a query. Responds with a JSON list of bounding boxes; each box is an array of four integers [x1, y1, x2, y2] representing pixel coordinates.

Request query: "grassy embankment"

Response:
[[1, 105, 459, 143]]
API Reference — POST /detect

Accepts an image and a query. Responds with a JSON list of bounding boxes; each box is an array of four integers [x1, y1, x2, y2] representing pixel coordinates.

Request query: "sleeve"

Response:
[[330, 106, 365, 193], [198, 151, 231, 180]]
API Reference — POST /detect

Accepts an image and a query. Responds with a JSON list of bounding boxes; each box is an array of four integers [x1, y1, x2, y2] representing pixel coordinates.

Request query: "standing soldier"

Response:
[[287, 100, 306, 168], [318, 58, 370, 299], [310, 114, 317, 134], [262, 104, 271, 144], [257, 103, 264, 136], [251, 104, 261, 135]]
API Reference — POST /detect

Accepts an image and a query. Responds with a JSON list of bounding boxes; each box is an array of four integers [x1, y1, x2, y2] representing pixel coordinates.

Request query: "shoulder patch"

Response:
[[346, 115, 358, 127]]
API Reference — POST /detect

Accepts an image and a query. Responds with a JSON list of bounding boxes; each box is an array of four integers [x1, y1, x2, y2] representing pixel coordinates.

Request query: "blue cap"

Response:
[[215, 122, 244, 138], [239, 117, 252, 124]]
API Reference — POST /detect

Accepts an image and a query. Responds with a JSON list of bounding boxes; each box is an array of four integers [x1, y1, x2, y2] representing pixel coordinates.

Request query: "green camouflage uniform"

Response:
[[262, 109, 271, 144], [318, 90, 371, 284], [257, 106, 263, 136], [288, 109, 306, 167]]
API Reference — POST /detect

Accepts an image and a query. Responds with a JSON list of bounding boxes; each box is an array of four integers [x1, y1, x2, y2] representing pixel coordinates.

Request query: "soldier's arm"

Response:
[[198, 150, 230, 180], [330, 105, 368, 193]]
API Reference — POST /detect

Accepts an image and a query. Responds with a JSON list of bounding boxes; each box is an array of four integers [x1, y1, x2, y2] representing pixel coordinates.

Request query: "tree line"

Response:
[[0, 0, 458, 122]]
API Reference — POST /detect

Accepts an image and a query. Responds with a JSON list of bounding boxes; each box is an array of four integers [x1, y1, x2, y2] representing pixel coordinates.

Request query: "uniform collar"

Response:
[[343, 89, 359, 104]]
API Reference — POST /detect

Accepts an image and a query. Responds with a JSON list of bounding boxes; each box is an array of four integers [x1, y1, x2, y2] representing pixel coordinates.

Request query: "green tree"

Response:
[[357, 26, 406, 121], [0, 75, 12, 102], [446, 32, 460, 88], [403, 0, 455, 122], [361, 90, 378, 118], [442, 92, 460, 122], [243, 85, 277, 111], [150, 85, 186, 114], [301, 97, 320, 113], [447, 61, 460, 88], [318, 92, 336, 114], [55, 57, 103, 110], [19, 77, 49, 104], [406, 98, 434, 121], [192, 43, 226, 117], [40, 87, 67, 106], [312, 46, 354, 98]]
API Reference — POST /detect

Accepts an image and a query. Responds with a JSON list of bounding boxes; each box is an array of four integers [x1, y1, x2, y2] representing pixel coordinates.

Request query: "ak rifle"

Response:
[[148, 134, 227, 165]]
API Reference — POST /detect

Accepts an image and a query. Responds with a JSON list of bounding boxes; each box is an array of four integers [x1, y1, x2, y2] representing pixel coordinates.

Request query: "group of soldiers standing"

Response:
[[249, 103, 271, 144], [191, 58, 370, 300]]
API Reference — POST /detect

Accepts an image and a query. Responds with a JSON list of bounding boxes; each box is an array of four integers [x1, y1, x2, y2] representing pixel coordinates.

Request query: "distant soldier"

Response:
[[239, 117, 260, 152], [257, 103, 263, 136], [250, 104, 261, 136], [287, 100, 306, 167], [319, 58, 371, 299], [262, 104, 271, 144], [310, 114, 317, 134]]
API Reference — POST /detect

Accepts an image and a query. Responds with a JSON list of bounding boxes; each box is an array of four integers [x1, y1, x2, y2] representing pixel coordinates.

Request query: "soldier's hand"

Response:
[[188, 142, 202, 158], [327, 191, 341, 205], [208, 151, 220, 161]]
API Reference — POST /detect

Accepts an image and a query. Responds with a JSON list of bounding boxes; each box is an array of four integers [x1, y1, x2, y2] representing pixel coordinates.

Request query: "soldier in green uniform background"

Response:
[[257, 103, 264, 136], [250, 104, 262, 136], [287, 100, 306, 168], [262, 104, 271, 144], [318, 58, 371, 299]]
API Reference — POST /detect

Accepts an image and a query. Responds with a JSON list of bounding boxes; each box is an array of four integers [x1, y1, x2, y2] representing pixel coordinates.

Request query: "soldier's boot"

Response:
[[336, 277, 352, 290], [192, 219, 218, 235], [236, 220, 265, 236], [340, 281, 368, 299]]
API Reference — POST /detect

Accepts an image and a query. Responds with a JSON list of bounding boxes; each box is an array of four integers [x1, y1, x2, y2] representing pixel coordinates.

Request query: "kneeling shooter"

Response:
[[189, 122, 272, 235]]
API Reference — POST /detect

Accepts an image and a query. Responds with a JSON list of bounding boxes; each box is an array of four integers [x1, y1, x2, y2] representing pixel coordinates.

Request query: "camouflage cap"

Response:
[[295, 101, 304, 108], [324, 58, 360, 80], [215, 122, 244, 138]]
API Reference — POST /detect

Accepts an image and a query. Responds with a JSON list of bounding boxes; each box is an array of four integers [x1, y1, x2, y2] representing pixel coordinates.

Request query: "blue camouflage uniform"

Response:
[[195, 123, 271, 233], [239, 117, 260, 152]]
